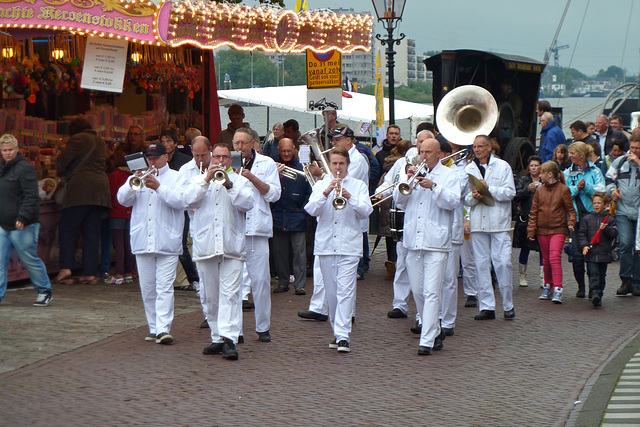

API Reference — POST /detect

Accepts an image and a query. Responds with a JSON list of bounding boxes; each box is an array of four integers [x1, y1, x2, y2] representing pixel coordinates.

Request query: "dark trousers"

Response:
[[58, 205, 105, 276], [273, 231, 306, 289], [358, 232, 369, 275], [570, 224, 586, 290], [587, 261, 608, 297], [112, 228, 134, 276], [99, 217, 112, 275], [179, 213, 199, 283], [386, 236, 397, 263]]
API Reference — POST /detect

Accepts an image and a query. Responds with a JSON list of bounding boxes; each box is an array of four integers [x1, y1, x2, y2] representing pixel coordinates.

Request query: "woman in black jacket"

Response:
[[513, 155, 543, 287], [0, 134, 53, 306]]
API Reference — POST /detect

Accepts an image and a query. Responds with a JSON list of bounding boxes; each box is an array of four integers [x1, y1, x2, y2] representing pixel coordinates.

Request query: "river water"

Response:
[[220, 95, 614, 142]]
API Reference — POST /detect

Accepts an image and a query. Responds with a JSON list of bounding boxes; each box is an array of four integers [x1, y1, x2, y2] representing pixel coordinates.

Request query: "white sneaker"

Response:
[[552, 287, 563, 304]]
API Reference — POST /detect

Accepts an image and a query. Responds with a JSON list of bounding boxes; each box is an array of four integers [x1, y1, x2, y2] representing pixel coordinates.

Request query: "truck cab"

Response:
[[424, 50, 546, 173]]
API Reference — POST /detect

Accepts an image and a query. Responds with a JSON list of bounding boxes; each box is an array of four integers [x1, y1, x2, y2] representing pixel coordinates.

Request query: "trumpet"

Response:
[[212, 164, 228, 185], [129, 166, 157, 190], [398, 162, 429, 196], [332, 171, 347, 210]]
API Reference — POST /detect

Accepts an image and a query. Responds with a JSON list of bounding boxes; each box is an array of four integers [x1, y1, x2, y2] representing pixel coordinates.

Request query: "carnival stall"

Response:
[[2, 0, 372, 281]]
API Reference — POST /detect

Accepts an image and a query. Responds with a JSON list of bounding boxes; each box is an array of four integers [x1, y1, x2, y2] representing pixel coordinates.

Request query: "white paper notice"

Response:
[[80, 38, 129, 93]]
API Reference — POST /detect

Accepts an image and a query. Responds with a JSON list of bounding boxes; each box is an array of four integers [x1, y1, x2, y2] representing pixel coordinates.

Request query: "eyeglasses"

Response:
[[233, 140, 252, 146], [212, 155, 231, 160]]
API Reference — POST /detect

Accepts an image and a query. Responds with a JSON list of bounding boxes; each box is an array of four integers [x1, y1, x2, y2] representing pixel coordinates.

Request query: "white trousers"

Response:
[[245, 236, 271, 333], [391, 242, 411, 314], [318, 255, 359, 343], [406, 250, 447, 348], [198, 256, 243, 344], [195, 262, 207, 319], [308, 255, 328, 315], [440, 244, 461, 329], [136, 254, 178, 335], [460, 238, 478, 297], [471, 231, 514, 312]]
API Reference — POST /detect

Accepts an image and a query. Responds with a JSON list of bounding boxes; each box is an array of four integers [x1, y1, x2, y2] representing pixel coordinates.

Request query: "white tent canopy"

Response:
[[217, 85, 433, 123]]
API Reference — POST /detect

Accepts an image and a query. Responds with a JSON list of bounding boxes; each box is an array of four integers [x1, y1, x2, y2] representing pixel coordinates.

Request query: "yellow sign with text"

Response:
[[306, 50, 342, 89]]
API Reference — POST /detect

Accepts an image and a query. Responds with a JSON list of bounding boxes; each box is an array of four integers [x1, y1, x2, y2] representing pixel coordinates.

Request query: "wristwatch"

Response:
[[224, 181, 233, 190], [431, 182, 437, 191]]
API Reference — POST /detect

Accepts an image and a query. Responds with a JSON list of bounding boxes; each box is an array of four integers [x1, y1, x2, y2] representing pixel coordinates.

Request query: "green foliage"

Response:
[[358, 80, 432, 104], [215, 50, 306, 88], [596, 65, 625, 80]]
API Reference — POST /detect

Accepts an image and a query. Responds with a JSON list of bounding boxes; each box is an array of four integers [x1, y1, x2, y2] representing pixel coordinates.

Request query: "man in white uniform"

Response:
[[184, 145, 254, 360], [394, 138, 460, 355], [304, 147, 373, 353], [299, 125, 369, 321], [465, 135, 516, 320], [233, 128, 281, 343], [178, 136, 213, 329], [117, 142, 186, 345]]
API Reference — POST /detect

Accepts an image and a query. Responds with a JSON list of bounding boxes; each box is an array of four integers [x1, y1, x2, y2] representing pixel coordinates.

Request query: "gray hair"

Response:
[[416, 130, 435, 139], [541, 112, 554, 123], [0, 134, 18, 149]]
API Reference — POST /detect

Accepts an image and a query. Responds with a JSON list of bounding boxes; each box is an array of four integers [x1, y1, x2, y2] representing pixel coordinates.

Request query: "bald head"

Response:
[[278, 138, 295, 162], [419, 138, 442, 169], [192, 136, 211, 151]]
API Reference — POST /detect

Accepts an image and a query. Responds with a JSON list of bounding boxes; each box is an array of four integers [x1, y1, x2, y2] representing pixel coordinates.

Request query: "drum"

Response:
[[390, 205, 405, 242]]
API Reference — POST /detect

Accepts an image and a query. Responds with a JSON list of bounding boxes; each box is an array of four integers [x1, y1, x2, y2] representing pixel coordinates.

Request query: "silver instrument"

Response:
[[129, 166, 157, 190], [398, 162, 429, 196], [435, 85, 499, 146], [303, 128, 331, 177], [280, 164, 317, 186], [332, 171, 347, 210], [213, 163, 227, 185]]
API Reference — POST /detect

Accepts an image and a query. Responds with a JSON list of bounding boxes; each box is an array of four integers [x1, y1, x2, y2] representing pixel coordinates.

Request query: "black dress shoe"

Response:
[[200, 319, 209, 329], [202, 342, 224, 355], [298, 310, 329, 321], [465, 295, 477, 308], [474, 310, 496, 320], [442, 327, 454, 336], [238, 335, 244, 344], [418, 346, 432, 356], [257, 331, 271, 342], [242, 300, 255, 311], [592, 295, 602, 307], [411, 321, 422, 334], [222, 338, 239, 360], [433, 330, 445, 351], [504, 308, 515, 320], [273, 285, 289, 294], [387, 308, 408, 318]]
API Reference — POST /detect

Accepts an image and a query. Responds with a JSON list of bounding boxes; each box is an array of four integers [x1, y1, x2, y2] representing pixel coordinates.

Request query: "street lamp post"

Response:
[[371, 0, 406, 125]]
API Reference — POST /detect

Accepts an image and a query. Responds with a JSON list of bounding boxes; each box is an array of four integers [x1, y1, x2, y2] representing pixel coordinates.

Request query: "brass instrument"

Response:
[[213, 163, 228, 185], [332, 171, 347, 210], [435, 85, 499, 146], [398, 162, 429, 196], [129, 166, 157, 190], [302, 128, 331, 177], [280, 164, 317, 186]]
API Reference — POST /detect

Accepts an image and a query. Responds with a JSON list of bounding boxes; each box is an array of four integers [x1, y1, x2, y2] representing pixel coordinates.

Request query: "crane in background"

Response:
[[545, 41, 570, 67]]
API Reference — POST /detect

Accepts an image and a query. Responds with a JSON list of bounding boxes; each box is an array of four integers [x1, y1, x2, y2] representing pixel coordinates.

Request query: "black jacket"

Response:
[[577, 211, 618, 263], [0, 152, 40, 231], [375, 139, 395, 167], [168, 150, 191, 171]]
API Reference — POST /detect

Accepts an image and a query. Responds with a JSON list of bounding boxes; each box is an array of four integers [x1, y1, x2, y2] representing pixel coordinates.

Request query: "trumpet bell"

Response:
[[129, 177, 144, 191], [332, 197, 347, 210], [398, 182, 414, 196], [213, 170, 227, 185], [436, 85, 499, 146]]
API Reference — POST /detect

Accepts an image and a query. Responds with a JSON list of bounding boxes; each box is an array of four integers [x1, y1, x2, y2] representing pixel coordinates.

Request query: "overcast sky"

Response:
[[251, 0, 640, 78]]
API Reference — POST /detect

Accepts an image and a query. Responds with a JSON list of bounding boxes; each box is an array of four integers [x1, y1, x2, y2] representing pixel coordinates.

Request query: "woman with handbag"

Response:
[[53, 118, 111, 284], [513, 156, 543, 287]]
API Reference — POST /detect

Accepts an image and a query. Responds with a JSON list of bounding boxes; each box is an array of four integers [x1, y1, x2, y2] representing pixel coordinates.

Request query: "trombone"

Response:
[[280, 164, 317, 186], [332, 171, 347, 210], [129, 166, 157, 190]]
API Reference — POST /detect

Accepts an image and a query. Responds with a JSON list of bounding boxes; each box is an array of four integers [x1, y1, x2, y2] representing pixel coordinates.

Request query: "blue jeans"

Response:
[[99, 217, 112, 275], [0, 223, 52, 301], [587, 262, 608, 297], [615, 215, 640, 286]]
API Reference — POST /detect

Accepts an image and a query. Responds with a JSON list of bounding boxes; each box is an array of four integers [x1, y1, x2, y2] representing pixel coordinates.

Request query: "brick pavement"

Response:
[[1, 248, 640, 426]]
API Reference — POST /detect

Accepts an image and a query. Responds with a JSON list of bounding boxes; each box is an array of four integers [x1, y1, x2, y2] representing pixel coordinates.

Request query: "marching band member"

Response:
[[465, 135, 516, 320], [379, 131, 432, 333], [117, 142, 187, 345], [177, 136, 213, 328], [394, 138, 460, 356], [184, 144, 255, 360], [304, 147, 373, 353], [233, 128, 282, 343], [439, 139, 472, 336], [299, 125, 369, 321]]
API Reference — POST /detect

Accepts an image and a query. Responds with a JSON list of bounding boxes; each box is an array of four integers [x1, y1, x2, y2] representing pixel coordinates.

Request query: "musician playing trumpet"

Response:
[[393, 138, 460, 356], [304, 147, 373, 353]]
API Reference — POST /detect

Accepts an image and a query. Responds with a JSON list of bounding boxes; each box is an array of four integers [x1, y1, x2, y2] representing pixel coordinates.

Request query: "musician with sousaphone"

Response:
[[304, 147, 373, 353], [393, 137, 461, 356]]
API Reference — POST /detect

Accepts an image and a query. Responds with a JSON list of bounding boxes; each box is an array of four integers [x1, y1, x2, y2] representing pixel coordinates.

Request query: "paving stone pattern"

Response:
[[1, 249, 639, 426]]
